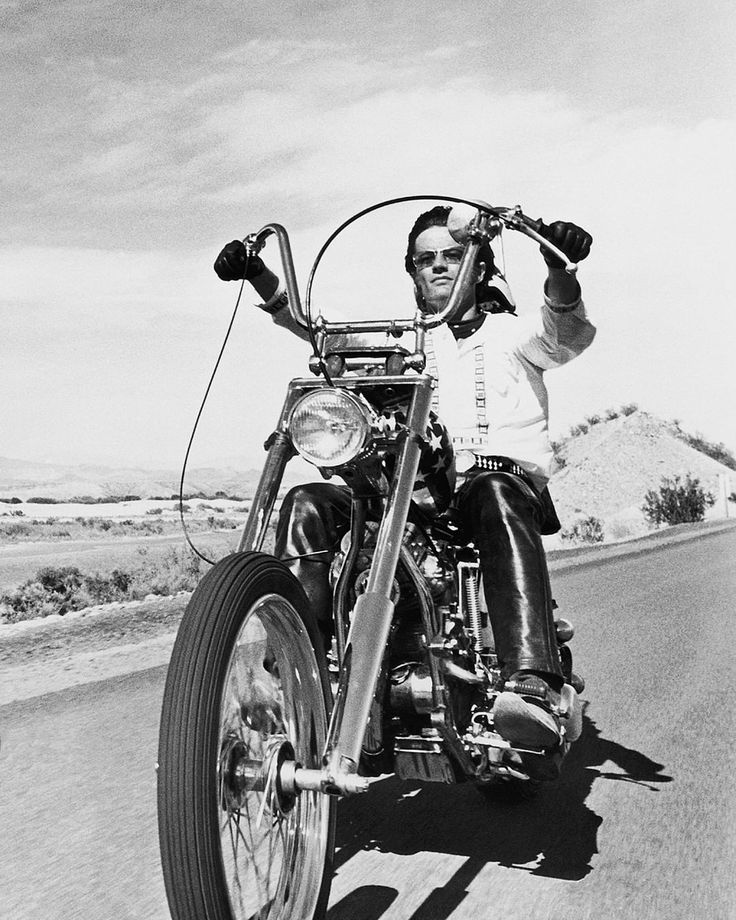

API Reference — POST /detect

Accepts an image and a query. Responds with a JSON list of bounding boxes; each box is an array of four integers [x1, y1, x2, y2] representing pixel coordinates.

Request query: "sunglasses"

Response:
[[411, 247, 465, 270]]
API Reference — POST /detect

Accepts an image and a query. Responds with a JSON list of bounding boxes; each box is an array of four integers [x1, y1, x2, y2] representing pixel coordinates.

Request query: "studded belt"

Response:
[[472, 455, 536, 488]]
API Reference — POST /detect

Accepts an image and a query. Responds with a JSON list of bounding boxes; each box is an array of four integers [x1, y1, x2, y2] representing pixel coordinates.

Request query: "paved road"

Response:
[[1, 528, 734, 919]]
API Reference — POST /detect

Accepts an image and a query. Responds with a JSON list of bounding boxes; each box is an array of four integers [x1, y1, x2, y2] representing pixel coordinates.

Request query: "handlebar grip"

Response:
[[523, 215, 550, 238]]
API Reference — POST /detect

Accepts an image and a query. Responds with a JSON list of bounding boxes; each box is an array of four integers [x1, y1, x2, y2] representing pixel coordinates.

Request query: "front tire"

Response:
[[157, 552, 335, 920]]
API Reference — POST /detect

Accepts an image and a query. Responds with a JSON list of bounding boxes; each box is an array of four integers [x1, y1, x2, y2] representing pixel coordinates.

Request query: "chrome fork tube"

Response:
[[238, 389, 298, 553], [323, 380, 433, 780]]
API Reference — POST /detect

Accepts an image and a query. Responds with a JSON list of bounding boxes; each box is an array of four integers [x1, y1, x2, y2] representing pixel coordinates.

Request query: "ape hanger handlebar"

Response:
[[241, 195, 578, 344]]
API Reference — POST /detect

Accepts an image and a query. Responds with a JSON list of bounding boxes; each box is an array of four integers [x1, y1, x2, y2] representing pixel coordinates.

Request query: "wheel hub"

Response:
[[220, 734, 299, 815]]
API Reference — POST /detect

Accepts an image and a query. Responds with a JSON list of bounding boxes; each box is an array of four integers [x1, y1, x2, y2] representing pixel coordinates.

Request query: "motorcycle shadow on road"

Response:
[[328, 706, 672, 920]]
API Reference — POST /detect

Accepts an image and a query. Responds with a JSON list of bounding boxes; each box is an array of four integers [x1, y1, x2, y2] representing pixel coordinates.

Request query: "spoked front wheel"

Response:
[[158, 552, 335, 920]]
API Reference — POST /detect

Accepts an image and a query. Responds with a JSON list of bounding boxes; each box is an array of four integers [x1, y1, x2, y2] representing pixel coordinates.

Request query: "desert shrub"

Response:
[[146, 507, 164, 515], [569, 422, 589, 437], [27, 496, 59, 504], [130, 547, 202, 596], [682, 434, 736, 471], [550, 440, 567, 470], [0, 565, 87, 621], [0, 549, 203, 623], [81, 569, 133, 604], [0, 497, 22, 504], [669, 421, 736, 471], [620, 403, 638, 416], [0, 521, 34, 539], [560, 516, 605, 545], [642, 475, 715, 527], [729, 492, 736, 503], [585, 413, 602, 427]]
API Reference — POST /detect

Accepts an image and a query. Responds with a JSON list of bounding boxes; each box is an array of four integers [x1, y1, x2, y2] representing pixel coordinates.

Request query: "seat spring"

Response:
[[462, 566, 483, 652]]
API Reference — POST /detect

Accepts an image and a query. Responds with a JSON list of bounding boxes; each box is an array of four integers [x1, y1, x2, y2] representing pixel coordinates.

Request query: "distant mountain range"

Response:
[[2, 411, 734, 539], [0, 455, 310, 502]]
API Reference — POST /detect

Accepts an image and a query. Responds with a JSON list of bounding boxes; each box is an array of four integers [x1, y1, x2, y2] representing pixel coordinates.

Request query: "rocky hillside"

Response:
[[548, 410, 735, 541]]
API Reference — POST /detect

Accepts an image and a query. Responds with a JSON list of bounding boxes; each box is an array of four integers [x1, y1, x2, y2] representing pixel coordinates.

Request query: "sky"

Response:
[[2, 0, 735, 471]]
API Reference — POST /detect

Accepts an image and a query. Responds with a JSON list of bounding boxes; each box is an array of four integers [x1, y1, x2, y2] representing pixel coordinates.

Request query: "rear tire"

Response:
[[157, 552, 335, 920]]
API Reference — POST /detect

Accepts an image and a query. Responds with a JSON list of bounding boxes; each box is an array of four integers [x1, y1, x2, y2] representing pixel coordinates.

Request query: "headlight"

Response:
[[289, 389, 371, 467]]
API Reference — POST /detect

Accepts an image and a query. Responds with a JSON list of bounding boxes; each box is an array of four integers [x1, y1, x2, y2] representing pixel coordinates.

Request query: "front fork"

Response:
[[238, 378, 433, 796], [320, 382, 432, 793]]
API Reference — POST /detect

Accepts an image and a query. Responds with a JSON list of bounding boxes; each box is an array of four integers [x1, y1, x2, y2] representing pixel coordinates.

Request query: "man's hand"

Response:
[[213, 240, 265, 281], [540, 221, 592, 269]]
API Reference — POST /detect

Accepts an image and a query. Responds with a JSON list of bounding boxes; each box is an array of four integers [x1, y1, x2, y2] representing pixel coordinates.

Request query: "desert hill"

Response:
[[548, 410, 734, 540]]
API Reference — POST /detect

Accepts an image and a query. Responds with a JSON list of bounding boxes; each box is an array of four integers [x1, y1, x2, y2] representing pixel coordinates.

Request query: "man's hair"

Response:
[[404, 205, 496, 277], [404, 205, 514, 312], [404, 206, 456, 275]]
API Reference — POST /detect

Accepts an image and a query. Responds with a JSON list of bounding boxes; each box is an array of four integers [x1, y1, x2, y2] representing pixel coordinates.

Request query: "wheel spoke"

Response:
[[217, 593, 330, 919]]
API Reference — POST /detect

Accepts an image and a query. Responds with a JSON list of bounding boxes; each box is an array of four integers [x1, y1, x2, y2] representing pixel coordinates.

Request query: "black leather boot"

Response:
[[456, 470, 563, 682], [273, 482, 352, 640]]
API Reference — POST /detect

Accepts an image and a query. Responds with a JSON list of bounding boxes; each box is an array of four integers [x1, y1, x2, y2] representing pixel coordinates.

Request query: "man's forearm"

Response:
[[544, 267, 581, 306], [250, 265, 281, 302]]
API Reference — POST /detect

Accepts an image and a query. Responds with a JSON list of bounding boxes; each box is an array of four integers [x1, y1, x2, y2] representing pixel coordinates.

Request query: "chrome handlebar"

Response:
[[242, 198, 578, 339]]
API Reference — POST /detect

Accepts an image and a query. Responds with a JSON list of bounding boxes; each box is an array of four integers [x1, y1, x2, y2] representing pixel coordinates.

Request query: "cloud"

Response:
[[3, 11, 735, 466]]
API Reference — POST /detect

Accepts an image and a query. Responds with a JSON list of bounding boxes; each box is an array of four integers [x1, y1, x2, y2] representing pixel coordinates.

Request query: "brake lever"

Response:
[[243, 231, 267, 256], [497, 207, 578, 274]]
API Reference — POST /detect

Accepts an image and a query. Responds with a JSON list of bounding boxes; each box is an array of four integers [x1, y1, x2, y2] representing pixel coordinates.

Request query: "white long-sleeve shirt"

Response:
[[427, 293, 596, 489]]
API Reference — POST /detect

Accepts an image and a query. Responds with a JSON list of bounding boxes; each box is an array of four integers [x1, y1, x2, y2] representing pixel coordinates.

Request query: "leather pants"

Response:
[[274, 473, 562, 681], [455, 471, 563, 681], [274, 483, 352, 630]]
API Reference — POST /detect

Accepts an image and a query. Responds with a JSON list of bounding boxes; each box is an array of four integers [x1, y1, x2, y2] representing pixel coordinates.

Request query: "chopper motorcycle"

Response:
[[157, 196, 586, 920]]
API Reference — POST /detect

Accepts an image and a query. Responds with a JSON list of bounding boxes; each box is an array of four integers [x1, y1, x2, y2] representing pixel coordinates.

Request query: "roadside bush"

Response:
[[642, 475, 715, 527], [0, 521, 34, 539], [560, 516, 605, 545], [1, 566, 87, 621], [0, 549, 204, 624], [669, 421, 736, 471], [550, 440, 567, 471], [130, 547, 202, 596]]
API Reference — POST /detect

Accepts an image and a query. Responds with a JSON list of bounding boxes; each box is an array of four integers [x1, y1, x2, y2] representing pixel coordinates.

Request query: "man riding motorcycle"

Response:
[[214, 206, 594, 767]]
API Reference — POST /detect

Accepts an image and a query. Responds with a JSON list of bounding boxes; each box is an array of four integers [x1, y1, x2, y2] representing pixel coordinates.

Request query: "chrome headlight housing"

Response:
[[289, 389, 372, 468]]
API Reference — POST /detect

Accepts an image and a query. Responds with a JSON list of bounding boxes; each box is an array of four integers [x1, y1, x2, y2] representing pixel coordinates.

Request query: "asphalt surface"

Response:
[[1, 523, 735, 919]]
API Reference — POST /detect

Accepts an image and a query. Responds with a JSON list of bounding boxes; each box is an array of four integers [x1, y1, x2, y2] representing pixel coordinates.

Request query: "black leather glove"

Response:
[[213, 240, 265, 281], [540, 221, 592, 269]]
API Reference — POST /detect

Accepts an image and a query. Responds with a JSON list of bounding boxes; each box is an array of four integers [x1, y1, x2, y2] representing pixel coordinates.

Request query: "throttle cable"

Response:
[[178, 271, 249, 566]]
